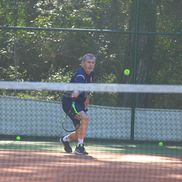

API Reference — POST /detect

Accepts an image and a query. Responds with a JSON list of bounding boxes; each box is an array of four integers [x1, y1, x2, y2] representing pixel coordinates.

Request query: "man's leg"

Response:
[[62, 111, 89, 141], [76, 111, 89, 140], [61, 99, 73, 153], [74, 111, 89, 155], [62, 111, 89, 154]]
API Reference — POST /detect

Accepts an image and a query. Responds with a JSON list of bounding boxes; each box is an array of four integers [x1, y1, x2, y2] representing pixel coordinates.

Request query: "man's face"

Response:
[[82, 59, 96, 75]]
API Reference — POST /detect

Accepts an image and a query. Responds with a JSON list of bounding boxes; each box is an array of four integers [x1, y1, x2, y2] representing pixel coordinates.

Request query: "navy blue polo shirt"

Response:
[[63, 67, 93, 103]]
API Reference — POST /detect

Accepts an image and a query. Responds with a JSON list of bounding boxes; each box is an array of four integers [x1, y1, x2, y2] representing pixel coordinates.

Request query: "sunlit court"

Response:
[[0, 140, 182, 182]]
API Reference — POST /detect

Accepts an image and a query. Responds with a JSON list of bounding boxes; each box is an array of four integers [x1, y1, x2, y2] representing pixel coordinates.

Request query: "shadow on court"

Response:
[[87, 141, 182, 158], [0, 140, 182, 182], [0, 148, 182, 182]]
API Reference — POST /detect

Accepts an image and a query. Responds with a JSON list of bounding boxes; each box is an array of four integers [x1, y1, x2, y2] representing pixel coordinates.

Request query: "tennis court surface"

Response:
[[0, 140, 181, 182]]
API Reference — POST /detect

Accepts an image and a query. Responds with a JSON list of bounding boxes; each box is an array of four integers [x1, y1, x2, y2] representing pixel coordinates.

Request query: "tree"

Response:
[[121, 0, 157, 107]]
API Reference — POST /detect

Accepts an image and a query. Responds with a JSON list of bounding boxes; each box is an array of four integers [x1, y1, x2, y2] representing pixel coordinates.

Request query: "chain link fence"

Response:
[[1, 96, 181, 142]]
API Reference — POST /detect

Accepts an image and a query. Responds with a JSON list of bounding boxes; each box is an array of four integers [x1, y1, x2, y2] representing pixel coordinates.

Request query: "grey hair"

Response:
[[82, 53, 96, 62]]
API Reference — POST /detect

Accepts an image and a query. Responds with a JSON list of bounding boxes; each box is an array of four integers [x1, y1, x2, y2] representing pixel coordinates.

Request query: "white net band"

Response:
[[0, 81, 182, 94]]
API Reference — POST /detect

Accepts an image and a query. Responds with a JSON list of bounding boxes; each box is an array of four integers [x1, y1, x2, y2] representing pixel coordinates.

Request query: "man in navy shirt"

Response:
[[61, 53, 96, 155]]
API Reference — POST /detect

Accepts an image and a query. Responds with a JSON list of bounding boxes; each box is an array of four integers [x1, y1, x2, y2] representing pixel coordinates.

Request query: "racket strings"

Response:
[[62, 114, 81, 132]]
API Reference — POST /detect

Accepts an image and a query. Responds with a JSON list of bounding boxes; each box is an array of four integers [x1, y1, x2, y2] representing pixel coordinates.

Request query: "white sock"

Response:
[[63, 135, 70, 142], [77, 138, 84, 146]]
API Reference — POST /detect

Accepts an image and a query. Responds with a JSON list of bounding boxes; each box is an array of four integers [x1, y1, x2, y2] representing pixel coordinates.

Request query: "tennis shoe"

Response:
[[60, 137, 72, 153], [75, 144, 88, 155]]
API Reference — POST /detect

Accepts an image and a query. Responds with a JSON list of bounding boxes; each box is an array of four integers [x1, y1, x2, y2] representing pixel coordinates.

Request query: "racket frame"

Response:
[[61, 101, 81, 132]]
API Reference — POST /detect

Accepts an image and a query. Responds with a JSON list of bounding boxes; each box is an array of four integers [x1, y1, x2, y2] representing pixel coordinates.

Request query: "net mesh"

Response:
[[0, 81, 181, 141], [0, 82, 182, 182]]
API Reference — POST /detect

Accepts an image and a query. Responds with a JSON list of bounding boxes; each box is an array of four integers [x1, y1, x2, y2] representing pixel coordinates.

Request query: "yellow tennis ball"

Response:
[[16, 136, 21, 141], [158, 141, 164, 147], [124, 69, 130, 76]]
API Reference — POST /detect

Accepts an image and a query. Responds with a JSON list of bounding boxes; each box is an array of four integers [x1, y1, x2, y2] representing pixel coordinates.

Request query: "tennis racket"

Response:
[[61, 114, 81, 132], [61, 101, 81, 132]]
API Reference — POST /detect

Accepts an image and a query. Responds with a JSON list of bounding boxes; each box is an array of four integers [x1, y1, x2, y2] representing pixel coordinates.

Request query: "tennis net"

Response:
[[0, 81, 181, 142]]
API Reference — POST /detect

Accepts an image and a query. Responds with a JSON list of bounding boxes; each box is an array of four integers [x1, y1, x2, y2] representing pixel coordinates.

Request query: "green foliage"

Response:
[[0, 66, 27, 81], [46, 68, 72, 83], [0, 0, 181, 108], [15, 68, 73, 101]]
